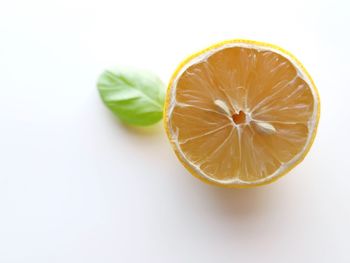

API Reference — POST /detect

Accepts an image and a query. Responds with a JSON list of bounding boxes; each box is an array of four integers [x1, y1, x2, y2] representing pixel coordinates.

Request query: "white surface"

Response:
[[0, 0, 349, 262]]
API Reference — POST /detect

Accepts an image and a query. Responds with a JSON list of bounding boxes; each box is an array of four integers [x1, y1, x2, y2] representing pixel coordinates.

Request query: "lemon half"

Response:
[[164, 39, 320, 187]]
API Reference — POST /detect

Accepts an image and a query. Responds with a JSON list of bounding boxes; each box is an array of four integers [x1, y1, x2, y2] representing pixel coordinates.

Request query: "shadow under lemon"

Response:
[[206, 186, 279, 218]]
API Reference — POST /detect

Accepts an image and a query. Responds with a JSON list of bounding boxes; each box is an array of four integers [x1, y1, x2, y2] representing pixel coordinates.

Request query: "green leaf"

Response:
[[97, 67, 165, 126]]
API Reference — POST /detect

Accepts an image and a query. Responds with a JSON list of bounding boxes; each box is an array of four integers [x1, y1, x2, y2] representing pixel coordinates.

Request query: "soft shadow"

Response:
[[106, 110, 164, 137], [185, 183, 286, 238], [122, 122, 164, 136], [203, 183, 280, 219]]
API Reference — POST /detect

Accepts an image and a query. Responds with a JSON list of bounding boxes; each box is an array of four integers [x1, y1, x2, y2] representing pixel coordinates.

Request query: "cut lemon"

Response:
[[164, 39, 320, 187]]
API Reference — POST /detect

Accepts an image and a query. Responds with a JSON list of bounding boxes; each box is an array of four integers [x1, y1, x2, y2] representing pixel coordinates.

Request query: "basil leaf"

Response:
[[97, 67, 165, 126]]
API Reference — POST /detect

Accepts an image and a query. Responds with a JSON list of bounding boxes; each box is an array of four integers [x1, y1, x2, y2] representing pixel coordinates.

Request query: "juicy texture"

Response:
[[166, 44, 317, 185]]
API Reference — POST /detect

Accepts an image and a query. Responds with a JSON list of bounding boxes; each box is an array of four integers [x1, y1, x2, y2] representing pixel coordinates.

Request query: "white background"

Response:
[[0, 0, 349, 262]]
